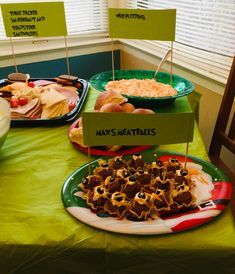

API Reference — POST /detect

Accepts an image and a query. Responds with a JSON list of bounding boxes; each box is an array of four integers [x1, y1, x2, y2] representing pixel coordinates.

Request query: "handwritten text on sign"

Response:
[[108, 8, 176, 41], [1, 2, 67, 37], [82, 112, 194, 146]]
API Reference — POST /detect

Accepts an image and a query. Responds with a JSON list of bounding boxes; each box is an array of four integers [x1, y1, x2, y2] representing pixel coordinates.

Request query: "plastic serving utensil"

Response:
[[153, 49, 172, 80]]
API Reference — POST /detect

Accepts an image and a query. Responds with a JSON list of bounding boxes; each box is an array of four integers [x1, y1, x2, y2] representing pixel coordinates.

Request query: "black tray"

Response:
[[0, 78, 89, 126]]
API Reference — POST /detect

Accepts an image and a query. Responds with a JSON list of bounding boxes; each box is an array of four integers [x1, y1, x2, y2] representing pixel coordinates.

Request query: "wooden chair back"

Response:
[[209, 56, 235, 218]]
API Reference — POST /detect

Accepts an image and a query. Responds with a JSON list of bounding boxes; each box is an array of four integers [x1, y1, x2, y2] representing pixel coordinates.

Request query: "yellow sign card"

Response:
[[108, 8, 176, 41], [1, 2, 67, 37], [82, 112, 194, 146]]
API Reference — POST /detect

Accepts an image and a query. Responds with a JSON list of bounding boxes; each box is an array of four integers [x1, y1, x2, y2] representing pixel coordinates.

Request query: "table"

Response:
[[0, 88, 235, 274]]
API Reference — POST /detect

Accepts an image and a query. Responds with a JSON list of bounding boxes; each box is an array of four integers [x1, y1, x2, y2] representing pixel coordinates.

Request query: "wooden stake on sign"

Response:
[[64, 36, 71, 76], [9, 37, 18, 73], [111, 39, 115, 81], [170, 41, 173, 86], [88, 146, 91, 181], [25, 74, 29, 86], [184, 143, 189, 169]]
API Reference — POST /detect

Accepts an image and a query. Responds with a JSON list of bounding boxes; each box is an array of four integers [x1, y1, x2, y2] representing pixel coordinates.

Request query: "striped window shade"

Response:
[[125, 0, 235, 83], [0, 0, 108, 37]]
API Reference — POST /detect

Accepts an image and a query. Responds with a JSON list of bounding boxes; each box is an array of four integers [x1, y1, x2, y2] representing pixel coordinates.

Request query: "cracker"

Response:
[[58, 74, 78, 81], [8, 73, 29, 83]]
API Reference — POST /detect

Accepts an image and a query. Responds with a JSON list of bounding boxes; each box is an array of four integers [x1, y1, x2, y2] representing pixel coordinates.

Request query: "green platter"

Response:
[[89, 70, 194, 107]]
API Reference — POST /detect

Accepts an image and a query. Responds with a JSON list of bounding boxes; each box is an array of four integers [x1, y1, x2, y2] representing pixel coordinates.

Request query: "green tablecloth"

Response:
[[0, 88, 234, 274]]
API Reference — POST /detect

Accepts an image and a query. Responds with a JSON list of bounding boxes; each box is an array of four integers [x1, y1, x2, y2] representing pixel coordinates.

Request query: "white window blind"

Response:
[[0, 0, 108, 38], [125, 0, 235, 83]]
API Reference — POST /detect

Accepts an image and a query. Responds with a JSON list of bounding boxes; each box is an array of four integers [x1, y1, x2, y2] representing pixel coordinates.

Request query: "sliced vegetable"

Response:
[[9, 98, 18, 108], [68, 101, 76, 111], [18, 97, 28, 106], [28, 81, 35, 88]]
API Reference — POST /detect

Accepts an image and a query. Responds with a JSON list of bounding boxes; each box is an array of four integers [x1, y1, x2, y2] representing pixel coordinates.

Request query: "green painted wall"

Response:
[[0, 50, 120, 80]]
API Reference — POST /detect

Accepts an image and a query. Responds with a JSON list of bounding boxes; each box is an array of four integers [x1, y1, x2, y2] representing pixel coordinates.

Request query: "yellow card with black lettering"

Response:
[[1, 2, 67, 37], [82, 112, 194, 146], [109, 8, 176, 41]]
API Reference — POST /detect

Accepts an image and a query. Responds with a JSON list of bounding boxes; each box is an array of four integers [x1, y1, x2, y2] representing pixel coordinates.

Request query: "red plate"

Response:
[[68, 118, 152, 156]]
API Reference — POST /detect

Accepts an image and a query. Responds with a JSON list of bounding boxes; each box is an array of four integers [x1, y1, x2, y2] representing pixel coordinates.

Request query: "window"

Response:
[[1, 0, 234, 84], [124, 0, 235, 83], [0, 0, 108, 39]]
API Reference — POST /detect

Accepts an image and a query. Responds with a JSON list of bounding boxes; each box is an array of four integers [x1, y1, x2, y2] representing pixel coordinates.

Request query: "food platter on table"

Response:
[[68, 83, 156, 156], [68, 117, 152, 156], [0, 73, 89, 126], [89, 69, 194, 107], [61, 149, 232, 235]]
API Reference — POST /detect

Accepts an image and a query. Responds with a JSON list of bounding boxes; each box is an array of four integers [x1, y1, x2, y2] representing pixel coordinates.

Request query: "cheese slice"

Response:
[[40, 88, 67, 108], [41, 104, 59, 118], [41, 100, 69, 118], [61, 101, 69, 115]]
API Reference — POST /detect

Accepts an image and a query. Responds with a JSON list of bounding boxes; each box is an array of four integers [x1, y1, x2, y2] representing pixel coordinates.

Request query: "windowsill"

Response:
[[0, 35, 120, 66], [0, 35, 226, 95]]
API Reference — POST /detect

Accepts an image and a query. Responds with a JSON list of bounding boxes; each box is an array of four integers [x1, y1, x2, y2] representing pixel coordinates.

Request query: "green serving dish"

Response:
[[90, 69, 194, 107]]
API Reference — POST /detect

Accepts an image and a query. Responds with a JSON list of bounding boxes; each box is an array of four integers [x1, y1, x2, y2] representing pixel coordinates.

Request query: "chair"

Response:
[[209, 56, 235, 218]]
